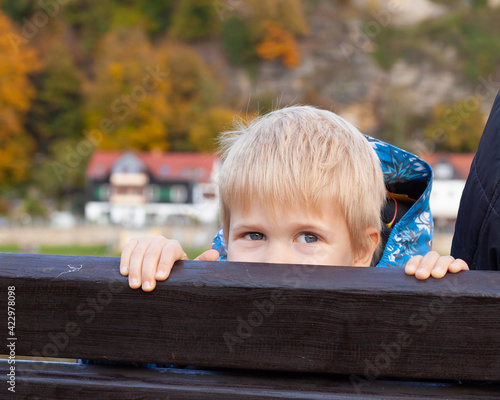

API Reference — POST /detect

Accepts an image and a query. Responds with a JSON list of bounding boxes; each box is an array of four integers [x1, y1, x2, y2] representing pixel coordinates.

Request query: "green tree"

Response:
[[26, 46, 84, 155], [170, 0, 220, 41], [221, 15, 258, 66], [138, 0, 176, 35], [63, 0, 116, 51], [424, 98, 484, 153], [64, 0, 176, 43], [24, 44, 86, 201], [0, 0, 38, 21]]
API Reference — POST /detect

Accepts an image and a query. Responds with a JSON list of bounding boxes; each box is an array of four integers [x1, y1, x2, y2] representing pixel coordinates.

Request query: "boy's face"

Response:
[[226, 199, 374, 267]]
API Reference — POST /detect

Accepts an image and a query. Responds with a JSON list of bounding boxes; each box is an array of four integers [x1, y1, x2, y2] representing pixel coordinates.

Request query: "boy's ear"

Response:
[[352, 227, 380, 267]]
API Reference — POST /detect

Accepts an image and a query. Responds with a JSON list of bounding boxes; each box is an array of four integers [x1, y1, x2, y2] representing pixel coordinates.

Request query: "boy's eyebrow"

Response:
[[288, 223, 335, 236], [230, 222, 265, 232]]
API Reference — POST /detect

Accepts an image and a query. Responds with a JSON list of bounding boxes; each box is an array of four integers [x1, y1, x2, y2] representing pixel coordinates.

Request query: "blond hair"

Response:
[[217, 105, 386, 257]]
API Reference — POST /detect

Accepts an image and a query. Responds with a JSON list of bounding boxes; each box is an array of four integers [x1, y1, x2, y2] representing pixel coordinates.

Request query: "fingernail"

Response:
[[417, 268, 425, 275], [120, 266, 128, 274], [155, 271, 166, 280], [143, 281, 151, 290], [130, 278, 138, 287]]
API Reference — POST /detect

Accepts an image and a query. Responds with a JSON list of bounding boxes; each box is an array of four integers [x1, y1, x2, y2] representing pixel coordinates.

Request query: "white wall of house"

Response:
[[85, 183, 219, 228], [428, 179, 466, 220]]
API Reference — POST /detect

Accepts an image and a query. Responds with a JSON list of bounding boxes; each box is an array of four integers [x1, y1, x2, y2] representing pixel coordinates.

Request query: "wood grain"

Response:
[[2, 360, 500, 399], [1, 252, 499, 381]]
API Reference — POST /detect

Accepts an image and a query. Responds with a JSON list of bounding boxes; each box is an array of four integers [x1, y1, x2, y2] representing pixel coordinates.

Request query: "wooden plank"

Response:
[[2, 360, 499, 399], [1, 252, 500, 381]]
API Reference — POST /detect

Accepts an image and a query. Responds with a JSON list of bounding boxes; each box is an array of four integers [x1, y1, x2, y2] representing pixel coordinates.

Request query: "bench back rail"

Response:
[[1, 252, 499, 398]]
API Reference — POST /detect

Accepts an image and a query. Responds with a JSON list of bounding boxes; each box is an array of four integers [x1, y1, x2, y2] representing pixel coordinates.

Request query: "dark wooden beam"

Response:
[[1, 252, 500, 381], [3, 360, 500, 399]]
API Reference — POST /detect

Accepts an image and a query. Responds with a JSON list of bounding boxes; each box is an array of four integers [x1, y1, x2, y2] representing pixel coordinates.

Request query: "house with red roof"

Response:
[[419, 152, 475, 230], [85, 151, 220, 227]]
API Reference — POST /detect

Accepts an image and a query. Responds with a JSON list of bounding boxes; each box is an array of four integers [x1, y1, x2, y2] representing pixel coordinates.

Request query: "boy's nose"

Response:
[[263, 244, 295, 264]]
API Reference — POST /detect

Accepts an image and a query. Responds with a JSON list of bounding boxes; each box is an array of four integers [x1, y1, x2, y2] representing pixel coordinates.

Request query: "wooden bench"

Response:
[[1, 252, 499, 399]]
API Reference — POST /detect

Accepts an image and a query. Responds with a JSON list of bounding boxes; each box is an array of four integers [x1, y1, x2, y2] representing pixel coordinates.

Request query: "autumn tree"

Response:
[[86, 27, 170, 151], [0, 11, 41, 187], [189, 107, 243, 152], [256, 22, 301, 68], [227, 0, 308, 68], [424, 98, 484, 153], [156, 41, 220, 151]]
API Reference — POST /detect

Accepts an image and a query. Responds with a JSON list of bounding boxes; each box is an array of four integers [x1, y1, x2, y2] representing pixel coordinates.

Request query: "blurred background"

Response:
[[0, 0, 498, 257]]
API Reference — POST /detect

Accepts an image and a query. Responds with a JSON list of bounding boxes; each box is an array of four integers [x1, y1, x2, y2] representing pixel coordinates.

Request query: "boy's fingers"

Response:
[[154, 240, 187, 282], [194, 249, 220, 262], [449, 258, 469, 273], [414, 251, 440, 280], [141, 236, 173, 291], [430, 255, 455, 279], [405, 255, 423, 275], [128, 237, 155, 289], [119, 238, 139, 276]]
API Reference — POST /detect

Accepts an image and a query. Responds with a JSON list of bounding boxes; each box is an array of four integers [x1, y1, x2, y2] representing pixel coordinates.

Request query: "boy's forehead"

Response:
[[229, 195, 340, 222]]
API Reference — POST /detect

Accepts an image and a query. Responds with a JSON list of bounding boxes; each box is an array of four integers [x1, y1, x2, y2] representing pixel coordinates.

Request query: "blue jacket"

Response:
[[212, 136, 434, 267], [451, 91, 500, 270]]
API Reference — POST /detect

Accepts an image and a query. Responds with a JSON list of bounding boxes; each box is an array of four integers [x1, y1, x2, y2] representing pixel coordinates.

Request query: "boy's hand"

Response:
[[405, 251, 469, 280], [119, 236, 219, 291]]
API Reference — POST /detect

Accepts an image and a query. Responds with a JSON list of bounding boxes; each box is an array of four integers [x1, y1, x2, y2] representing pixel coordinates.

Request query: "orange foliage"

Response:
[[86, 27, 171, 152], [255, 23, 300, 68], [0, 11, 41, 184]]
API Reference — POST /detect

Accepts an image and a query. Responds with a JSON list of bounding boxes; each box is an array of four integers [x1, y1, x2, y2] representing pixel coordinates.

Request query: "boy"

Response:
[[119, 106, 468, 291]]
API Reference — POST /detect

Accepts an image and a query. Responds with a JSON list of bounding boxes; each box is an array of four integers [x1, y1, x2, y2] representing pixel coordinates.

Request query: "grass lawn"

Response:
[[0, 244, 208, 259], [0, 244, 116, 257], [0, 244, 19, 253], [39, 245, 113, 256]]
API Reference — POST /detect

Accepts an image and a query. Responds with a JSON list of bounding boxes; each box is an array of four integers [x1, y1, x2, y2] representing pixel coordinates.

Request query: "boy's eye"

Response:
[[297, 233, 319, 243], [245, 232, 265, 241]]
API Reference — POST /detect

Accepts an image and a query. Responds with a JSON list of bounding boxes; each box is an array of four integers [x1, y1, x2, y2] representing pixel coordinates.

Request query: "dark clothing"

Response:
[[451, 91, 500, 270]]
